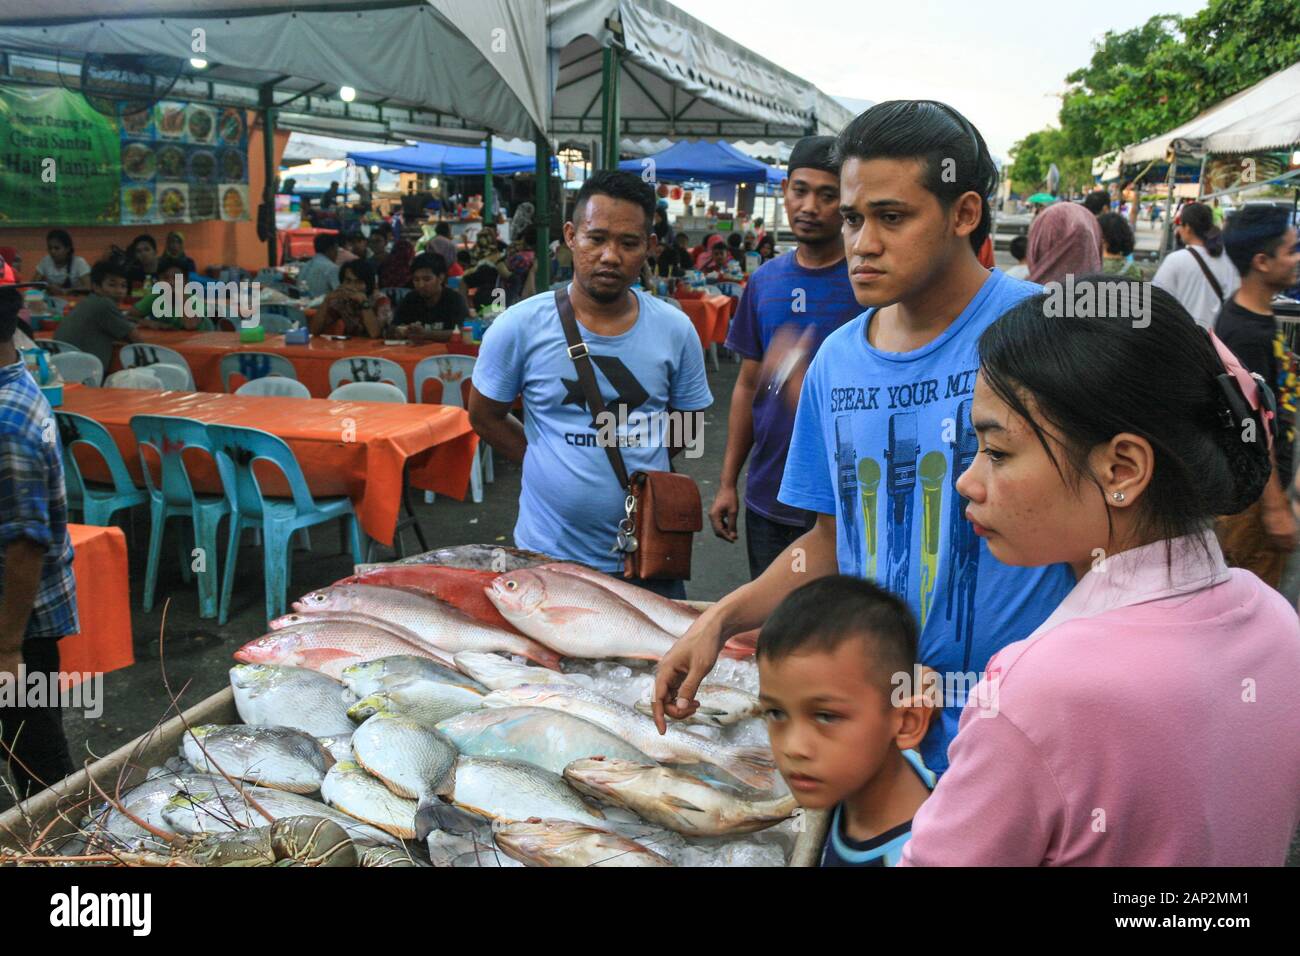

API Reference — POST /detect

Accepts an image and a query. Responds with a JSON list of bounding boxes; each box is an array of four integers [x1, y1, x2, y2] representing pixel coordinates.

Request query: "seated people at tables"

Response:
[[297, 234, 342, 298], [658, 232, 691, 277], [756, 233, 776, 262], [368, 230, 391, 272], [379, 239, 415, 291], [503, 227, 537, 304], [125, 233, 160, 294], [758, 577, 936, 866], [310, 259, 391, 337], [54, 259, 154, 368], [0, 249, 17, 285], [695, 234, 730, 271], [466, 228, 507, 311], [430, 222, 459, 269], [34, 229, 91, 294], [132, 257, 213, 331], [726, 232, 745, 271], [390, 253, 468, 342], [164, 231, 197, 276]]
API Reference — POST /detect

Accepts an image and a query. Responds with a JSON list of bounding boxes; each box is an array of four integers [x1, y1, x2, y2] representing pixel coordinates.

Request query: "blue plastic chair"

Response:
[[129, 416, 232, 619], [55, 412, 148, 527], [207, 424, 364, 623], [219, 352, 299, 392]]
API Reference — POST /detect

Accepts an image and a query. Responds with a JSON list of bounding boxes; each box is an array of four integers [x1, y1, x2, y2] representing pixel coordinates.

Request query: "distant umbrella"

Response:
[[1027, 193, 1057, 204]]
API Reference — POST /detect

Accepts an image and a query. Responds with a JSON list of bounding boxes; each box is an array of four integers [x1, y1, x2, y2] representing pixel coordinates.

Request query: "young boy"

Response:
[[54, 259, 155, 369], [1005, 234, 1029, 280], [391, 252, 469, 342], [759, 575, 935, 866]]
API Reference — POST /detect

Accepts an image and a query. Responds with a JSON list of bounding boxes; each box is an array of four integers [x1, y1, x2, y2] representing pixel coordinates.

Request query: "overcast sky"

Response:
[[671, 0, 1210, 158]]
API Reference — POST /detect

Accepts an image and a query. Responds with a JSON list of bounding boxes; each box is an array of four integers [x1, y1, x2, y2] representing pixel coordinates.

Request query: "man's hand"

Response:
[[1262, 501, 1297, 552], [708, 484, 740, 542], [651, 610, 728, 733]]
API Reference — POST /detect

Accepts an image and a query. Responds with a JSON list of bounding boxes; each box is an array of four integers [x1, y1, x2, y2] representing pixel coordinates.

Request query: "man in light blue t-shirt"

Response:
[[653, 101, 1074, 774], [470, 171, 712, 600]]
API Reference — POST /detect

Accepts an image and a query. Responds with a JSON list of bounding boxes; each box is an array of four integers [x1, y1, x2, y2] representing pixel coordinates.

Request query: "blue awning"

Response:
[[618, 140, 784, 185], [347, 142, 552, 176]]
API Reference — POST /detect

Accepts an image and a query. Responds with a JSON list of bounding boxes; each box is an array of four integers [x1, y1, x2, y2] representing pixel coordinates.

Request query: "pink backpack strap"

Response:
[[1208, 328, 1276, 455]]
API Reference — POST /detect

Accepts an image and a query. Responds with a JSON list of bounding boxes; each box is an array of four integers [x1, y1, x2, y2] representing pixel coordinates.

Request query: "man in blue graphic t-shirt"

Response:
[[714, 136, 862, 579], [653, 101, 1074, 776], [470, 171, 712, 600]]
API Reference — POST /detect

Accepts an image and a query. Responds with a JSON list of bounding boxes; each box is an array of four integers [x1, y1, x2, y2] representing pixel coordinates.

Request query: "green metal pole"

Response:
[[535, 129, 551, 290], [483, 134, 494, 232], [600, 46, 621, 170], [259, 86, 278, 267]]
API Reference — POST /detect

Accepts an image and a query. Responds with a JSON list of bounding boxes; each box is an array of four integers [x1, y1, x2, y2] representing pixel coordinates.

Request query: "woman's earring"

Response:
[[1111, 491, 1126, 503]]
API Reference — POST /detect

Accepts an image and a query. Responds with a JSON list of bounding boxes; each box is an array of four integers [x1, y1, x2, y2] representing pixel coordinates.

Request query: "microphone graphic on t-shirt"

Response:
[[945, 398, 981, 670], [885, 412, 918, 600], [834, 415, 862, 572]]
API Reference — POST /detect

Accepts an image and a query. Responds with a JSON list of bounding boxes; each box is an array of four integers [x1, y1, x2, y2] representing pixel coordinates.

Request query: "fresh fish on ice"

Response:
[[493, 818, 672, 867], [435, 705, 653, 776], [235, 620, 452, 679], [229, 664, 355, 738], [542, 562, 700, 637], [452, 652, 577, 691], [181, 724, 332, 793], [350, 711, 458, 801], [391, 544, 559, 571], [634, 684, 762, 727], [321, 760, 420, 839]]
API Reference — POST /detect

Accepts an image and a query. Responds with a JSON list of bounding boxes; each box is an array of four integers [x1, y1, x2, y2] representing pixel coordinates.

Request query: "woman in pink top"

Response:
[[902, 277, 1300, 866]]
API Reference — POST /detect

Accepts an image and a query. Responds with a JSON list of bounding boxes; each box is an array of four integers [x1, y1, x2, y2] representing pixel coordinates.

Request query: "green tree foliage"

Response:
[[1007, 0, 1300, 194]]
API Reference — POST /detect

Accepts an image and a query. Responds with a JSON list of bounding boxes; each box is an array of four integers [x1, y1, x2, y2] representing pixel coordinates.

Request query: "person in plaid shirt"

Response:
[[0, 287, 76, 799]]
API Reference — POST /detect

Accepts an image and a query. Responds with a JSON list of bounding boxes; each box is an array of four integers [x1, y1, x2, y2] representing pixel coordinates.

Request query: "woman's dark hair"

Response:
[[573, 170, 656, 232], [1223, 204, 1293, 278], [1097, 212, 1135, 257], [338, 258, 376, 296], [46, 228, 74, 254], [757, 234, 775, 252], [979, 277, 1271, 553], [833, 100, 998, 254], [726, 232, 743, 250], [1179, 202, 1223, 256], [131, 233, 157, 253]]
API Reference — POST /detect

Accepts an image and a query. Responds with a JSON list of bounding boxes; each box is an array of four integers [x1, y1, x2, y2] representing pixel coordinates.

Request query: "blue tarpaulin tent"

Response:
[[618, 141, 784, 185], [347, 142, 548, 176]]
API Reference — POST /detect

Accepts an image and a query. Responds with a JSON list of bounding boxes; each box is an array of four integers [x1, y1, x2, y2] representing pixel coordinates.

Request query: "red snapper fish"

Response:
[[295, 584, 563, 670], [235, 621, 454, 678], [338, 566, 520, 633]]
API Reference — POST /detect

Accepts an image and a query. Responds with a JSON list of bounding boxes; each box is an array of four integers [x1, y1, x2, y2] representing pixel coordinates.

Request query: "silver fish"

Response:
[[350, 711, 458, 800], [295, 584, 562, 669], [542, 563, 701, 637], [422, 757, 606, 830], [229, 664, 355, 738], [485, 568, 677, 660], [452, 651, 578, 691], [389, 544, 559, 571], [634, 683, 762, 727], [341, 657, 486, 726], [493, 818, 672, 867], [161, 782, 398, 846], [564, 758, 798, 837], [181, 725, 333, 793], [435, 706, 653, 776], [321, 760, 420, 839], [481, 684, 775, 790], [342, 655, 486, 696], [316, 734, 353, 764]]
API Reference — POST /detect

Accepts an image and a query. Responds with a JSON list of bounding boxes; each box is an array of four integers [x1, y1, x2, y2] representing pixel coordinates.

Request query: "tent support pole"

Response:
[[1161, 150, 1178, 257], [484, 133, 494, 231], [600, 46, 621, 170], [260, 85, 278, 268], [535, 129, 551, 290]]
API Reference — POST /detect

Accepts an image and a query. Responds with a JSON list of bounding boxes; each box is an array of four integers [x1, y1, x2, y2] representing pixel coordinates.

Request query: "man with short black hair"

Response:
[[54, 259, 151, 369], [711, 135, 862, 579], [0, 286, 76, 799], [469, 170, 712, 599], [1083, 190, 1110, 216], [1214, 204, 1300, 587], [392, 252, 468, 342], [297, 234, 342, 297]]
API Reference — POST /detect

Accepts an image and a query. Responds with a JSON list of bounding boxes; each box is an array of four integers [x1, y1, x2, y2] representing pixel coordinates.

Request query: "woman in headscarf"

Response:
[[510, 201, 535, 239], [378, 238, 415, 290], [1026, 202, 1103, 286], [694, 233, 728, 271]]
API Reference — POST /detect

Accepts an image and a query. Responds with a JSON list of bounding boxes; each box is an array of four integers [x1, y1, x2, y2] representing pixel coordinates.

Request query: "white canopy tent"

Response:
[[1121, 60, 1300, 164], [0, 1, 551, 139]]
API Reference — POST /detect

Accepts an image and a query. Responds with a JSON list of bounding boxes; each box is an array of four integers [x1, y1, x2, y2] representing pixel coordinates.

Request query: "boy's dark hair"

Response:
[[1083, 190, 1110, 215], [456, 249, 472, 267], [573, 170, 656, 232], [435, 222, 452, 237], [833, 100, 998, 254], [1009, 235, 1028, 261], [1097, 212, 1135, 257], [90, 258, 128, 287], [410, 252, 448, 277], [1223, 204, 1293, 278], [46, 228, 74, 253], [726, 232, 743, 250], [338, 258, 376, 296], [757, 576, 918, 694], [314, 233, 339, 256], [0, 286, 22, 341], [155, 255, 188, 276], [131, 233, 157, 252]]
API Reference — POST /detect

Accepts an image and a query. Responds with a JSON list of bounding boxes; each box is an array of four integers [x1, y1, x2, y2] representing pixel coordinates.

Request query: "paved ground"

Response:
[[6, 294, 1297, 863]]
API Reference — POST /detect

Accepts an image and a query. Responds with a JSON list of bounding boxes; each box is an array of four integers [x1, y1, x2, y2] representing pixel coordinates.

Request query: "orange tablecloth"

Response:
[[59, 524, 134, 686], [101, 330, 464, 398], [59, 387, 478, 546], [675, 295, 734, 348]]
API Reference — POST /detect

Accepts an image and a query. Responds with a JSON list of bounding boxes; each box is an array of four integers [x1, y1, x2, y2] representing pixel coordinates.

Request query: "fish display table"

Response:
[[58, 523, 135, 686], [59, 386, 479, 545]]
